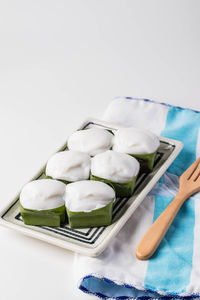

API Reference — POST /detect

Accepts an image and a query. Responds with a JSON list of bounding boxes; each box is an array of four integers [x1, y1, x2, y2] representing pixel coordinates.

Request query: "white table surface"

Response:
[[0, 1, 200, 299]]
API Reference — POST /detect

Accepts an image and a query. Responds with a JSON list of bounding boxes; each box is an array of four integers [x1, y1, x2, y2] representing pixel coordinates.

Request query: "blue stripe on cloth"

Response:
[[161, 106, 200, 176], [144, 195, 195, 294], [144, 106, 200, 294], [80, 275, 200, 299], [80, 275, 184, 299]]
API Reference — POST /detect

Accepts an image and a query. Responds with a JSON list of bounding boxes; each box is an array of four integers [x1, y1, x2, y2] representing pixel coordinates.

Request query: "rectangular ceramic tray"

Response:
[[0, 119, 183, 256]]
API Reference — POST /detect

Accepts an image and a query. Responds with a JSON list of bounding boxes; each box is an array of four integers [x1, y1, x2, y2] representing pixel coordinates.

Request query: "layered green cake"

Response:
[[112, 127, 160, 172], [20, 179, 66, 226], [67, 128, 114, 156], [90, 150, 140, 198], [45, 150, 91, 184], [64, 180, 115, 228]]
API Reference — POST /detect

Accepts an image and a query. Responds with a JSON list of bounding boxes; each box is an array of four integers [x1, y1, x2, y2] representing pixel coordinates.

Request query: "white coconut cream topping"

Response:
[[20, 179, 65, 210], [91, 150, 140, 183], [67, 128, 113, 156], [46, 151, 91, 182], [113, 127, 160, 154], [64, 180, 115, 212]]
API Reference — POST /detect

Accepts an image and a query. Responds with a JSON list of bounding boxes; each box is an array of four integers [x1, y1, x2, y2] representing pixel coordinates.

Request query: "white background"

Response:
[[0, 1, 200, 299]]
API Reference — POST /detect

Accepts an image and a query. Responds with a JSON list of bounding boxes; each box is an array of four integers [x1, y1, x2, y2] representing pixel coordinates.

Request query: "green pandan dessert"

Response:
[[64, 180, 115, 228], [20, 179, 66, 226], [112, 127, 160, 172], [90, 150, 140, 198], [67, 128, 113, 156], [45, 150, 91, 184]]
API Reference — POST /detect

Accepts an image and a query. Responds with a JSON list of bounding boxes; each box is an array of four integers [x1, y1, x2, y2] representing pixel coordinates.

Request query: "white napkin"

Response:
[[74, 97, 200, 299]]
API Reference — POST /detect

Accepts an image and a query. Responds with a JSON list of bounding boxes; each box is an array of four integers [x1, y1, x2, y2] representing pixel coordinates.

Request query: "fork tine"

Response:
[[195, 175, 200, 184], [180, 157, 200, 180], [190, 164, 200, 181], [195, 173, 200, 183]]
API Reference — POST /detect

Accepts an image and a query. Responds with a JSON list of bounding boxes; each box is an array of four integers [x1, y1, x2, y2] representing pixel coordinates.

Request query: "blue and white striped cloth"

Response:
[[74, 97, 200, 299]]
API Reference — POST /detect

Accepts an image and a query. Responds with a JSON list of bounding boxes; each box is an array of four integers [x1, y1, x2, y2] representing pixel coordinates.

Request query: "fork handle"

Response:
[[136, 193, 187, 260]]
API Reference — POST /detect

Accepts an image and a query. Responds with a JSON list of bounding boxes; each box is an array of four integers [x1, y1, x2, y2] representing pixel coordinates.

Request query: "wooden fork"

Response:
[[136, 157, 200, 260]]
